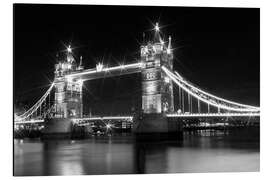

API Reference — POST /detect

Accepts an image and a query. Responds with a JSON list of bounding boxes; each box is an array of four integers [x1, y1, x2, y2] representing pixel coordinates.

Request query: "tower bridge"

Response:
[[15, 22, 260, 138]]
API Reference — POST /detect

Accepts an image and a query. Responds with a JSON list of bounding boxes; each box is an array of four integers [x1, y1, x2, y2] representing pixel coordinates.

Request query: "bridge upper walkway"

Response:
[[65, 62, 142, 81]]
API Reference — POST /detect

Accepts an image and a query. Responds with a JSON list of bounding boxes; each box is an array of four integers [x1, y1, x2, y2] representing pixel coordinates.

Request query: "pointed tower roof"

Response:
[[142, 32, 146, 45], [153, 22, 161, 43], [66, 45, 75, 63], [167, 36, 172, 54], [79, 56, 83, 67]]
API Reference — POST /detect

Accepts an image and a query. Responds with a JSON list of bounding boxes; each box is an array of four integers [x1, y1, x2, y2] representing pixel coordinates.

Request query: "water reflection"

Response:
[[14, 129, 259, 176]]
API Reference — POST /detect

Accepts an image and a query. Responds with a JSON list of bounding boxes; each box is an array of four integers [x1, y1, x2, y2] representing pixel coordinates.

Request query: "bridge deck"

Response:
[[166, 113, 260, 118], [15, 113, 260, 125]]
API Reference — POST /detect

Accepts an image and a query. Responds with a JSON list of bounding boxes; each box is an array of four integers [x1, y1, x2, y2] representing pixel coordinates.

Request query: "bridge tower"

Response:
[[43, 45, 84, 138], [141, 23, 174, 114], [54, 47, 83, 118], [134, 23, 181, 137]]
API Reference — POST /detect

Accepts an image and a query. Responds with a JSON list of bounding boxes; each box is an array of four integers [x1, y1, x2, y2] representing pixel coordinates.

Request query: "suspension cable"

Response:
[[16, 82, 55, 121], [173, 71, 259, 110], [162, 66, 259, 112]]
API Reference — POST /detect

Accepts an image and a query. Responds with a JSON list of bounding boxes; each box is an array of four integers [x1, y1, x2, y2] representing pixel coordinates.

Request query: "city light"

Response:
[[163, 106, 168, 112], [96, 62, 104, 72], [14, 125, 19, 130], [155, 22, 160, 32], [141, 46, 149, 56], [144, 46, 148, 53], [106, 123, 112, 129], [146, 83, 157, 93], [160, 39, 164, 45], [67, 45, 72, 53], [66, 76, 73, 83], [77, 79, 83, 87], [164, 76, 170, 83], [57, 93, 64, 102], [166, 48, 171, 54], [71, 119, 78, 124]]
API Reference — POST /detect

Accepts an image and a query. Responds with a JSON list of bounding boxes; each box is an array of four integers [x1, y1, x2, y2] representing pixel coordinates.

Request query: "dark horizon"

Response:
[[14, 4, 260, 114]]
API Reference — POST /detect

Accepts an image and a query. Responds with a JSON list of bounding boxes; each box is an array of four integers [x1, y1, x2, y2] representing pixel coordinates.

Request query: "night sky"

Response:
[[14, 4, 260, 115]]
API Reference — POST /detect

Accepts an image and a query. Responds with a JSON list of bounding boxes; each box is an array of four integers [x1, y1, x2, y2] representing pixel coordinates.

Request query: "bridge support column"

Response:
[[133, 113, 183, 140], [133, 32, 182, 140], [42, 48, 84, 139], [42, 118, 73, 139]]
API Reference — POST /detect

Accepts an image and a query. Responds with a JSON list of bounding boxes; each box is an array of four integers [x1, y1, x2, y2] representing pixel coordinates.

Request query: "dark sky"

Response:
[[14, 4, 260, 114]]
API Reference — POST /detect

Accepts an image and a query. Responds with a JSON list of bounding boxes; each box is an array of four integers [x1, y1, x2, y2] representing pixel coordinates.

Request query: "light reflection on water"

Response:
[[14, 129, 259, 176]]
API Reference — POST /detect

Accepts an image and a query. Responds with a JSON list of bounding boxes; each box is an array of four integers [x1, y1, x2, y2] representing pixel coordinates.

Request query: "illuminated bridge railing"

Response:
[[14, 112, 260, 126], [72, 116, 133, 123], [166, 112, 260, 118], [15, 119, 44, 125], [14, 116, 134, 125]]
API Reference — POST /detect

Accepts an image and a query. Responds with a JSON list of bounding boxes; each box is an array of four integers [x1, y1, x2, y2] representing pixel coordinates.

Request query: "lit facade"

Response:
[[54, 47, 84, 118], [141, 24, 174, 114]]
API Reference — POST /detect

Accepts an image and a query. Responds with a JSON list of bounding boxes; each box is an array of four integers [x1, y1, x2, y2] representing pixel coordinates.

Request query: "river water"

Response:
[[14, 128, 259, 176]]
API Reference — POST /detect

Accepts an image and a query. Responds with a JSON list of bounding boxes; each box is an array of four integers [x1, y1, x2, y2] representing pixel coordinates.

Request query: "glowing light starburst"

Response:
[[106, 123, 112, 129], [67, 45, 72, 53], [155, 22, 160, 32], [96, 62, 104, 72]]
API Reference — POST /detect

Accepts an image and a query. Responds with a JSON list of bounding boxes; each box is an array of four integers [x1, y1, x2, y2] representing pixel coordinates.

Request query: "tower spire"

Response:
[[67, 45, 72, 53], [79, 56, 82, 66], [167, 36, 172, 54], [154, 22, 161, 43], [66, 44, 75, 63], [142, 32, 145, 45]]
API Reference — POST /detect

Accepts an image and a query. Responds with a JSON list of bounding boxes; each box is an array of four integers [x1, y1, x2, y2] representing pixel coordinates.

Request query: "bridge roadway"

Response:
[[14, 116, 133, 125], [65, 62, 142, 81], [14, 112, 259, 125], [166, 112, 260, 118]]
